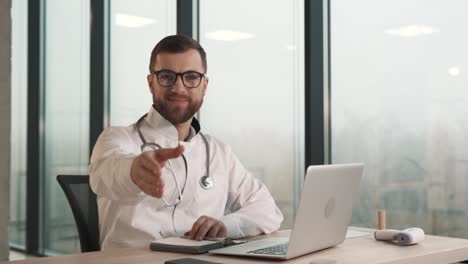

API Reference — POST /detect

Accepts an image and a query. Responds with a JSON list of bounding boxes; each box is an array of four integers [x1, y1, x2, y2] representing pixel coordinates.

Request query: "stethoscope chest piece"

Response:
[[200, 176, 213, 190]]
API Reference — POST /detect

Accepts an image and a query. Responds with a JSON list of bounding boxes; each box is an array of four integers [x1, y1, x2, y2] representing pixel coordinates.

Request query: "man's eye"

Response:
[[185, 73, 199, 80], [159, 73, 174, 80]]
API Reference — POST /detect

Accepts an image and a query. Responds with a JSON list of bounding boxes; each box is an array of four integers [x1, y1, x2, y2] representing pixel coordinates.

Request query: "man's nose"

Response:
[[172, 75, 187, 92]]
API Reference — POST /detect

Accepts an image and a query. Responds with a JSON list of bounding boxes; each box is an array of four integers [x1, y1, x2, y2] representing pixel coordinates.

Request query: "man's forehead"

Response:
[[154, 49, 203, 70]]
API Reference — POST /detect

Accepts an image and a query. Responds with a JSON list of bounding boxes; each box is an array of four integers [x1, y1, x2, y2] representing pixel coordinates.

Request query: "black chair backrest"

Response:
[[56, 175, 100, 252]]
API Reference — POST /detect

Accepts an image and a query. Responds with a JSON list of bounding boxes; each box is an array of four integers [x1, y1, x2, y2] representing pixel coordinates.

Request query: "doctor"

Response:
[[89, 35, 283, 249]]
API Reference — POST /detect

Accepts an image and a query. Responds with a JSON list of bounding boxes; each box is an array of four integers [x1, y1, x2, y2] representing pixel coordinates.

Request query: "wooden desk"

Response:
[[3, 228, 468, 264]]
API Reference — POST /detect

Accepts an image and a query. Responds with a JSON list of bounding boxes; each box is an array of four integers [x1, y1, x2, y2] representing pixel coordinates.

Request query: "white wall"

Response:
[[0, 0, 11, 260]]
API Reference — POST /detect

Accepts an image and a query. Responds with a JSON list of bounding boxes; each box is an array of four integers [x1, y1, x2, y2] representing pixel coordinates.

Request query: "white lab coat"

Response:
[[89, 107, 283, 249]]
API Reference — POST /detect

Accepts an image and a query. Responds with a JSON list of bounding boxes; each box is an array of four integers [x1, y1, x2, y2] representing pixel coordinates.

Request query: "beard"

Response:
[[153, 92, 203, 125]]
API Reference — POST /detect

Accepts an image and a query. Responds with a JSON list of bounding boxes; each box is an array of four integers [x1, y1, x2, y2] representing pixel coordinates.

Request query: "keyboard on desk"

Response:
[[247, 242, 289, 256]]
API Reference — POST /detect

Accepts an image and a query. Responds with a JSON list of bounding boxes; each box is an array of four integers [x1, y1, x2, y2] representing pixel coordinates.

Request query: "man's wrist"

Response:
[[221, 214, 243, 238], [121, 157, 142, 194]]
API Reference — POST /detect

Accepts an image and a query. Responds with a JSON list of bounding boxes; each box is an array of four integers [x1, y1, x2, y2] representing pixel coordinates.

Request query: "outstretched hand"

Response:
[[130, 145, 184, 198]]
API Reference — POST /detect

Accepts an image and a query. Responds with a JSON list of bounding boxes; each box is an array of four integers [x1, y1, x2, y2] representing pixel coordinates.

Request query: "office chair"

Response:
[[56, 175, 101, 252]]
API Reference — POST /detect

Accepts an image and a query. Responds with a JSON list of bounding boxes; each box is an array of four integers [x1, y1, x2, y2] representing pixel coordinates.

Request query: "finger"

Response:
[[139, 161, 167, 198], [153, 145, 185, 163], [134, 169, 165, 198], [207, 223, 222, 238], [142, 162, 166, 191], [135, 173, 162, 196], [140, 155, 162, 175], [143, 151, 169, 171], [139, 167, 162, 186], [217, 224, 227, 238], [155, 182, 164, 198], [194, 220, 215, 241], [139, 159, 165, 185], [147, 182, 164, 198], [137, 181, 160, 197], [189, 216, 208, 240], [133, 171, 154, 191]]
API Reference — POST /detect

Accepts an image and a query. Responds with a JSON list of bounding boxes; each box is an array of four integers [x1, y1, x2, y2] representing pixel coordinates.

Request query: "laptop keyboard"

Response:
[[247, 242, 289, 256]]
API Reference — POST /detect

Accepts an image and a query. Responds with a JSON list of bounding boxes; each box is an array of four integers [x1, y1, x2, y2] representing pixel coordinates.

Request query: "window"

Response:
[[331, 0, 468, 237], [199, 0, 305, 227], [109, 0, 176, 126], [42, 0, 90, 254]]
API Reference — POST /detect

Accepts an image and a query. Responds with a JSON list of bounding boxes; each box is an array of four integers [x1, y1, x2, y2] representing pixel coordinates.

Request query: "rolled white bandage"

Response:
[[374, 229, 401, 241], [374, 227, 425, 245]]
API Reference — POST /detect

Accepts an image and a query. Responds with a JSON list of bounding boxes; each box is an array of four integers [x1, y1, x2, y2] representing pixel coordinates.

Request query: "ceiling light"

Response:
[[115, 13, 157, 28], [385, 24, 439, 37], [448, 67, 460, 77], [286, 45, 296, 51]]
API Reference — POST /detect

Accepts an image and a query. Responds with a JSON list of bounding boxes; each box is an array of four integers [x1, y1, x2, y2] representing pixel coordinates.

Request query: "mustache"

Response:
[[166, 93, 191, 101]]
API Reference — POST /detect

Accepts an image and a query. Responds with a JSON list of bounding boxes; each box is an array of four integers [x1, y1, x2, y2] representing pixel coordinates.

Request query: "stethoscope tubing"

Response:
[[135, 114, 213, 197]]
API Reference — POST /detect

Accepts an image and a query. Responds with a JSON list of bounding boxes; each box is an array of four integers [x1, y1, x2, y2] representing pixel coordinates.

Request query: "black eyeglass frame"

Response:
[[151, 69, 206, 88]]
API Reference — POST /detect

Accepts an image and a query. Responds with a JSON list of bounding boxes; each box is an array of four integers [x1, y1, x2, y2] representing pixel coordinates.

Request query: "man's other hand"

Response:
[[130, 145, 184, 198], [184, 215, 227, 241]]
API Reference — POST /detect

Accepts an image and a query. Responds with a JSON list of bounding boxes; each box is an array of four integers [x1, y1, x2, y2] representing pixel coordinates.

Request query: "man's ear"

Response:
[[147, 74, 153, 94], [202, 77, 209, 96]]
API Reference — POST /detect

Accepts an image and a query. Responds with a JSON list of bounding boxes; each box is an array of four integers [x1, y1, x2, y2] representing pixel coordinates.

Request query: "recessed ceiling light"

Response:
[[448, 66, 460, 77], [286, 45, 296, 51], [385, 24, 439, 37], [115, 13, 157, 28]]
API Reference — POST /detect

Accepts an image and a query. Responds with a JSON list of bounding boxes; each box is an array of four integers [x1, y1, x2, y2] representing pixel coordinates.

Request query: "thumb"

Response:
[[153, 145, 185, 162]]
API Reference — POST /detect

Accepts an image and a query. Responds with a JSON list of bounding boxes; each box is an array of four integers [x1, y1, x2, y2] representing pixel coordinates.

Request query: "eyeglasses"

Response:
[[151, 69, 205, 88]]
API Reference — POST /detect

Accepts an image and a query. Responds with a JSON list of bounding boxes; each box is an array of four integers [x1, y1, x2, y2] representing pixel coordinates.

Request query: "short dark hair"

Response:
[[149, 35, 207, 73]]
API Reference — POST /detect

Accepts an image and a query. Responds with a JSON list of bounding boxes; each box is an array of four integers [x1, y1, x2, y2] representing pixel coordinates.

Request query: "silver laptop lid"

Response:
[[286, 163, 363, 259]]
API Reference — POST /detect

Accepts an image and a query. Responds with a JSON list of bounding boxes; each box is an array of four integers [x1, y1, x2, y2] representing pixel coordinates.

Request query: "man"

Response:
[[89, 35, 283, 249]]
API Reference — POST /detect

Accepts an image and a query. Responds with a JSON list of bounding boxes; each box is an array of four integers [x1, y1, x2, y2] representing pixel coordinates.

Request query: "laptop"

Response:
[[209, 163, 364, 260]]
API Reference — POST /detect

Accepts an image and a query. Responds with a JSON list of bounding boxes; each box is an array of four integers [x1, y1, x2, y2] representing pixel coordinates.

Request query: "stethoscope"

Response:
[[136, 114, 213, 206]]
